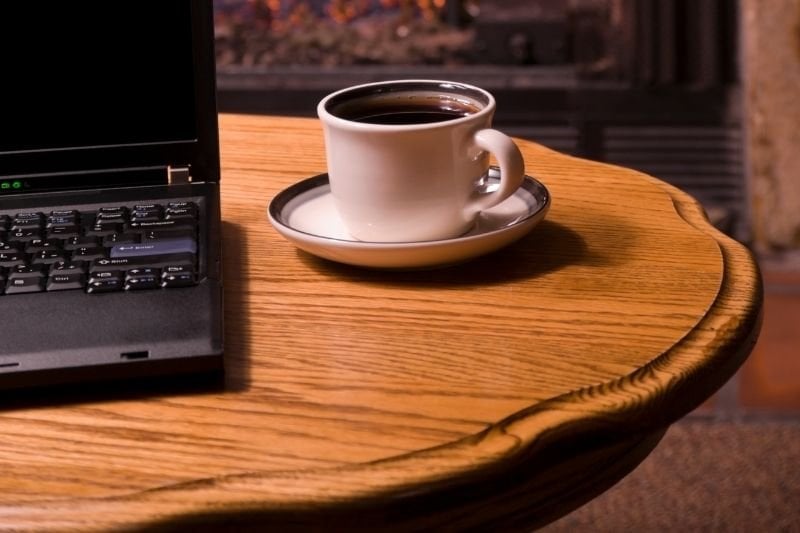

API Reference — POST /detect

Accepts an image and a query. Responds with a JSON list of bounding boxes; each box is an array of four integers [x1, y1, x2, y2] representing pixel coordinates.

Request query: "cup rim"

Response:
[[317, 79, 496, 131]]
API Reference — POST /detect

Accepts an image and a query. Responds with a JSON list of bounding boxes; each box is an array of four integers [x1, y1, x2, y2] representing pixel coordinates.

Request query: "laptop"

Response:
[[0, 1, 224, 389]]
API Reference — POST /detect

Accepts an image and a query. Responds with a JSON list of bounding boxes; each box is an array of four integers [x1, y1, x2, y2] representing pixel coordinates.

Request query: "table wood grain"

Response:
[[0, 115, 762, 531]]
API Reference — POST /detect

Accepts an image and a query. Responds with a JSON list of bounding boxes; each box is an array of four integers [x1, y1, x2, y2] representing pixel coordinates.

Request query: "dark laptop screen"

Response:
[[0, 2, 196, 155]]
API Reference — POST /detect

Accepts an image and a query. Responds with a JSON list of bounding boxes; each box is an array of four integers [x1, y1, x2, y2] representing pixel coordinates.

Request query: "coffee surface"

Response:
[[330, 90, 483, 125], [353, 108, 468, 125]]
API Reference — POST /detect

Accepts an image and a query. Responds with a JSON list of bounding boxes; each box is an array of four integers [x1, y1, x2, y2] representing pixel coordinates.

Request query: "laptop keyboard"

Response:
[[0, 202, 200, 295]]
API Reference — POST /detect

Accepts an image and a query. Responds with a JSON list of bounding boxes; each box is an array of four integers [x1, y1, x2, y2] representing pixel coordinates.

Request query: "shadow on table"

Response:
[[299, 220, 591, 287], [0, 371, 226, 412], [220, 220, 252, 392]]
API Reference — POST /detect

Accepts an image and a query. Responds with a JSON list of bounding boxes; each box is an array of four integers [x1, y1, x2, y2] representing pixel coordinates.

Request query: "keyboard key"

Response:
[[167, 201, 197, 210], [165, 207, 197, 220], [96, 213, 126, 224], [130, 207, 162, 222], [162, 265, 194, 288], [49, 208, 79, 216], [127, 220, 195, 232], [87, 270, 124, 293], [72, 246, 107, 261], [132, 203, 162, 211], [14, 212, 44, 220], [8, 264, 46, 279], [0, 252, 26, 267], [47, 212, 78, 227], [127, 267, 160, 277], [125, 273, 160, 291], [103, 233, 140, 246], [89, 270, 123, 281], [110, 238, 196, 258], [12, 213, 44, 229], [47, 225, 82, 238], [85, 222, 123, 236], [5, 277, 46, 294], [86, 276, 124, 294], [50, 209, 79, 217], [47, 272, 86, 291], [90, 253, 194, 272], [63, 236, 101, 250], [96, 207, 127, 222], [11, 217, 43, 230], [7, 230, 43, 243], [51, 261, 88, 273], [25, 238, 62, 253], [32, 249, 68, 265], [143, 229, 195, 241]]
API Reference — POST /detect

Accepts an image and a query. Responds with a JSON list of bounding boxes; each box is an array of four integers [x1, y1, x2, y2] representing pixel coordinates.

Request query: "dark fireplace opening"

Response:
[[214, 0, 744, 238]]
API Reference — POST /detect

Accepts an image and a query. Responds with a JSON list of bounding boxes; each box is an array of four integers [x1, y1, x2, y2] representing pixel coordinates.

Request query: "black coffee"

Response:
[[353, 107, 470, 125], [327, 87, 485, 126]]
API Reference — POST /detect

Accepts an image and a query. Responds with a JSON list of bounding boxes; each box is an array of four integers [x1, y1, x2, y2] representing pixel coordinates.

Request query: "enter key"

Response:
[[111, 238, 196, 258]]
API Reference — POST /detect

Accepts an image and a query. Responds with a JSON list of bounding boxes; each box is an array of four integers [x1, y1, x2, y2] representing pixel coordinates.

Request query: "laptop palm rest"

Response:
[[0, 280, 223, 388]]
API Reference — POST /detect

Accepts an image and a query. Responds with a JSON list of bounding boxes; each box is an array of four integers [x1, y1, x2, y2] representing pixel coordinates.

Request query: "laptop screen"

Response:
[[0, 0, 219, 193], [0, 2, 197, 155]]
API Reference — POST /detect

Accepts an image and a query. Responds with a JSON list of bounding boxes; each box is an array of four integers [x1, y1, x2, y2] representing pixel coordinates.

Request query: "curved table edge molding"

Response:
[[0, 163, 763, 531]]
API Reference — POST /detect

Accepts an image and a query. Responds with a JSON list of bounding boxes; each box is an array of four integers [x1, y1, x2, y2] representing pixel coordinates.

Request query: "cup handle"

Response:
[[468, 128, 526, 214]]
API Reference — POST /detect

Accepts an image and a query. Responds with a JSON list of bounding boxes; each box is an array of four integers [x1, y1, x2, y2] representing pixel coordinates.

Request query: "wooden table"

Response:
[[0, 115, 763, 531]]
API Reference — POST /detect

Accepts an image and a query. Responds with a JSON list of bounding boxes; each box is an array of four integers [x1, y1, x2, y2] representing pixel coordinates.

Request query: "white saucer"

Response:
[[267, 167, 551, 269]]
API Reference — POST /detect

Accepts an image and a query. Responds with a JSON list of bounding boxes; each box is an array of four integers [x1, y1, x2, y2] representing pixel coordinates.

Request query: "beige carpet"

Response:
[[543, 417, 800, 532]]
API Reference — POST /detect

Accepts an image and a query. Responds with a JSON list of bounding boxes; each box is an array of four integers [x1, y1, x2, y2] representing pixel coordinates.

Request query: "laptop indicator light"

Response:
[[0, 180, 23, 191]]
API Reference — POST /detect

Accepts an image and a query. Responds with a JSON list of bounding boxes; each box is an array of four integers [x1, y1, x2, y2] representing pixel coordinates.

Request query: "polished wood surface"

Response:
[[0, 115, 762, 531]]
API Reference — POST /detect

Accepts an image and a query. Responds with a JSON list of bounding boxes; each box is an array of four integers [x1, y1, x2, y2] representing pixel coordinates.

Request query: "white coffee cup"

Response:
[[317, 79, 525, 243]]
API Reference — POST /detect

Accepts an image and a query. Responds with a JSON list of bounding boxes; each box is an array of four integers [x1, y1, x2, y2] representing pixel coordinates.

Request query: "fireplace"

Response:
[[214, 0, 744, 237]]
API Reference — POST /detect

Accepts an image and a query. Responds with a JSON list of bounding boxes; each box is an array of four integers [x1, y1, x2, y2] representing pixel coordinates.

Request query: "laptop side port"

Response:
[[120, 351, 150, 360]]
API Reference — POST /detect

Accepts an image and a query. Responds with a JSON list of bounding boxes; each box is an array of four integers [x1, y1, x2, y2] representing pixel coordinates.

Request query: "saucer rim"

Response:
[[268, 169, 551, 249]]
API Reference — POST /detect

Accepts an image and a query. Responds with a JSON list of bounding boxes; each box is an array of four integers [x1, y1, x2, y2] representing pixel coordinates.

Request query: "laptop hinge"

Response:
[[167, 166, 192, 185]]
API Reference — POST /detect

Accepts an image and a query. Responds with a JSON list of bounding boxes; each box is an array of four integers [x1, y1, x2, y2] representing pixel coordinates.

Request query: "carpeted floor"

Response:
[[542, 417, 800, 532]]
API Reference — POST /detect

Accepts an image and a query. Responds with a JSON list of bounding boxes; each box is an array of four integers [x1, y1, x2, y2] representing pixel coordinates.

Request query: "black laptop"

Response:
[[0, 1, 224, 389]]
